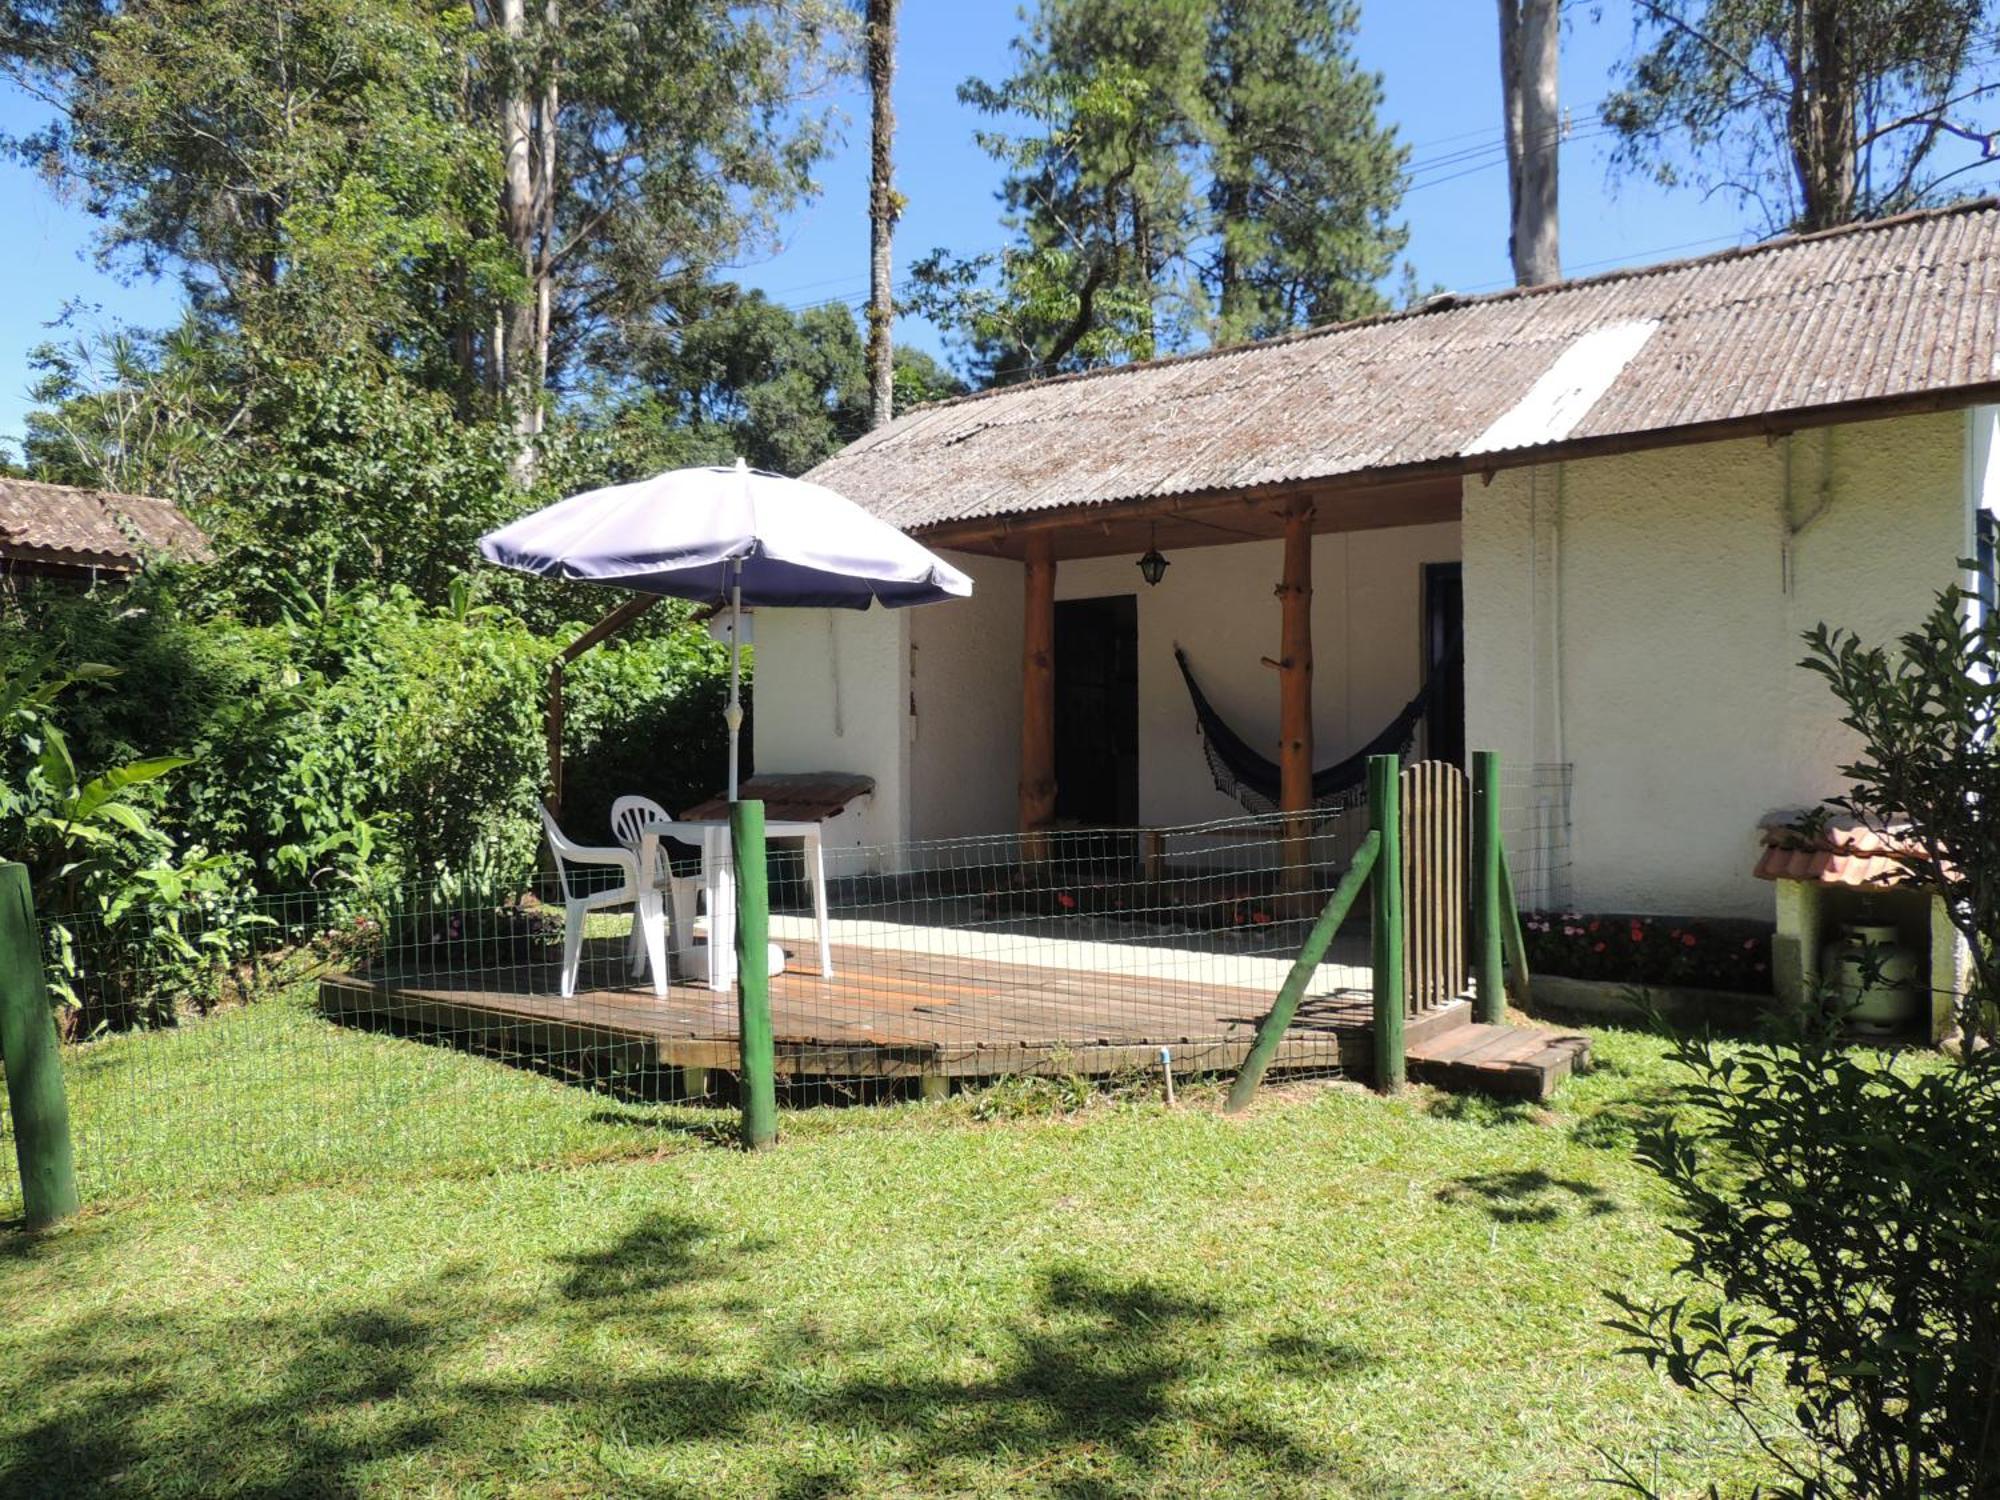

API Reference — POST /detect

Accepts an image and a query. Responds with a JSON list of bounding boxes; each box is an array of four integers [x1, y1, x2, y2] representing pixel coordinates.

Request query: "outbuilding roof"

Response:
[[809, 199, 2000, 538], [0, 476, 210, 577]]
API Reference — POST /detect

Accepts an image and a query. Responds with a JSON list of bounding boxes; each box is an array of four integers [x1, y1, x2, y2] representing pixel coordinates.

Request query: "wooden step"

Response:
[[1406, 1022, 1591, 1101]]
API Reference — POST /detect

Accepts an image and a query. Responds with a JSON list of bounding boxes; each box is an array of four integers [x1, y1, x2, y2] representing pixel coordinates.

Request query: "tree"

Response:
[[609, 285, 963, 476], [1, 0, 850, 412], [1498, 0, 1561, 284], [1202, 0, 1411, 342], [863, 0, 898, 428], [0, 0, 508, 375], [466, 1, 850, 432], [914, 0, 1406, 383], [1602, 0, 2000, 234]]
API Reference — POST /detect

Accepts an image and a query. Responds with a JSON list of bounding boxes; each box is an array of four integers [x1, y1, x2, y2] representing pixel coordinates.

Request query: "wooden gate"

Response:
[[1399, 759, 1468, 1011]]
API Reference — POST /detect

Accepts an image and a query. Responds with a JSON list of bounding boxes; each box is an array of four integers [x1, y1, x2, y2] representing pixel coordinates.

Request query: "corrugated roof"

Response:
[[810, 200, 2000, 533], [0, 477, 209, 574]]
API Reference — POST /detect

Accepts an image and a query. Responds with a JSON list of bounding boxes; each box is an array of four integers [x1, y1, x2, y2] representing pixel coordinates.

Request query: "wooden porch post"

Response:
[[1019, 532, 1058, 856], [1278, 499, 1315, 888]]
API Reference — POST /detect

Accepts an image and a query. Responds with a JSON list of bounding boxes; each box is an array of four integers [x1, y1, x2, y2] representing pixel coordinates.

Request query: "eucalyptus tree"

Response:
[[0, 0, 851, 414], [1603, 0, 2000, 233]]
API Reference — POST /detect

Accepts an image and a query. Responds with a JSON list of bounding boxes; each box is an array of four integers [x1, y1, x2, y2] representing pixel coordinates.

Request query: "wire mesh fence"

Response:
[[4, 803, 1398, 1213], [1501, 762, 1574, 914]]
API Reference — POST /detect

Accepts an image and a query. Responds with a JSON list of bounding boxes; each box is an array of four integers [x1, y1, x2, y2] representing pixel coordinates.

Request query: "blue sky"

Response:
[[2, 1, 1992, 451]]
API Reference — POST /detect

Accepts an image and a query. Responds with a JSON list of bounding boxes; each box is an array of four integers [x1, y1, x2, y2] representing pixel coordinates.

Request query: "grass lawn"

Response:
[[0, 992, 1772, 1497]]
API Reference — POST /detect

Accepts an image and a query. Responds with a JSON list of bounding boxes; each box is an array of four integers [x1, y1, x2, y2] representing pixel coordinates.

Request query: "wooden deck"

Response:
[[318, 934, 1587, 1097]]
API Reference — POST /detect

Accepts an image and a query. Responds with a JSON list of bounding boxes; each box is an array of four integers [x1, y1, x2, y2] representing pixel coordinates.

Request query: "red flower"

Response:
[[1629, 926, 1644, 942], [1681, 933, 1698, 948], [1593, 942, 1606, 953], [1056, 892, 1077, 910]]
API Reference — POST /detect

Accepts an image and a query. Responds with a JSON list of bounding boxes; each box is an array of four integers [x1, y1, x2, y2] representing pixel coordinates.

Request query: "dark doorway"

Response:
[[1054, 595, 1140, 825], [1423, 562, 1465, 768]]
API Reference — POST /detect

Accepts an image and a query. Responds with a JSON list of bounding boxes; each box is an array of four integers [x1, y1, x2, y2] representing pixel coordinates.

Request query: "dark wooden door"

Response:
[[1054, 595, 1140, 825], [1423, 562, 1465, 769]]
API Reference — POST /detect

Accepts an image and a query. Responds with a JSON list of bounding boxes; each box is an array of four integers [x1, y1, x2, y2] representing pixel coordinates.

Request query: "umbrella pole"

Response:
[[725, 563, 744, 802]]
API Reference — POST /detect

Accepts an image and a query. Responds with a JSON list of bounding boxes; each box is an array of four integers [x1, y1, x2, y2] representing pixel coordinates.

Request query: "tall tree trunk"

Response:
[[865, 0, 898, 429], [1790, 0, 1857, 230], [492, 0, 551, 472], [1498, 0, 1560, 286]]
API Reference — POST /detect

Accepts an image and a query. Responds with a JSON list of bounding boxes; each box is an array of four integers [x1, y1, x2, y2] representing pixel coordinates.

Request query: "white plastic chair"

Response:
[[539, 804, 667, 999], [609, 796, 705, 983]]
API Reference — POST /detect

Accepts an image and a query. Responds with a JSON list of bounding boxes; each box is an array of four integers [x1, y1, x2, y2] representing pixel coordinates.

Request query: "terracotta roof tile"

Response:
[[1753, 811, 1937, 888]]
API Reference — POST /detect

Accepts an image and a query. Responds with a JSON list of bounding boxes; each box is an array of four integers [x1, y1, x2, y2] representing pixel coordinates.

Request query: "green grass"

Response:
[[0, 992, 1771, 1497]]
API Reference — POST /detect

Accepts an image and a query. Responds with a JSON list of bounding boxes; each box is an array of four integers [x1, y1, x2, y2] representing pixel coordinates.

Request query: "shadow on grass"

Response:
[[0, 1209, 1412, 1498], [1435, 1168, 1619, 1225]]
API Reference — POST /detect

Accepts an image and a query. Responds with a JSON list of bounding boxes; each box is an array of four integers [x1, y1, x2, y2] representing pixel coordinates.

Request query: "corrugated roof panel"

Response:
[[809, 202, 2000, 529]]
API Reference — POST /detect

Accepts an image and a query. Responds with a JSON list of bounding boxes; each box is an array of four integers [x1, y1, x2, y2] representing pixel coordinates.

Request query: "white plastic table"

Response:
[[635, 818, 831, 991]]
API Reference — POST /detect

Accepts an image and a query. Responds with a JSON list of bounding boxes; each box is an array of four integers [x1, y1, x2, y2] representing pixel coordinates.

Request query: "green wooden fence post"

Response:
[[730, 800, 778, 1150], [1225, 830, 1380, 1113], [0, 863, 79, 1227], [1368, 754, 1405, 1093], [1470, 750, 1506, 1025]]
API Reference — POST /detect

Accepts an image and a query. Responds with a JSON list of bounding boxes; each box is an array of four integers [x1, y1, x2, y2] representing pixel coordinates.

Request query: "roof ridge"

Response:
[[892, 195, 2000, 419]]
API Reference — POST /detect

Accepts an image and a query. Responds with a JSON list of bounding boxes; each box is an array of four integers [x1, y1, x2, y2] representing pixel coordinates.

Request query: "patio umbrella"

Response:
[[478, 458, 972, 799]]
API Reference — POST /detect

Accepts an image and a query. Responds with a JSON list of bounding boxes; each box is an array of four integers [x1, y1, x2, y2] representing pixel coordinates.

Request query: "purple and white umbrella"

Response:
[[480, 459, 972, 799]]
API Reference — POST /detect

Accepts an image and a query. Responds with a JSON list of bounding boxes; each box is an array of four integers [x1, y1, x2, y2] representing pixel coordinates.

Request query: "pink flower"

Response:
[[1742, 938, 1758, 950], [1592, 942, 1606, 953]]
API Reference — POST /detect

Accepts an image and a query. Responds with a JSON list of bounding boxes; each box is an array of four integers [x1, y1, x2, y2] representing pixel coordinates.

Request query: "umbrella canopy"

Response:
[[479, 460, 972, 802], [478, 459, 971, 609]]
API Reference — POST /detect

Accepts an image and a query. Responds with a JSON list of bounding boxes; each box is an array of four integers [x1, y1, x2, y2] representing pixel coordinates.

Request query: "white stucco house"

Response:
[[750, 201, 2000, 981]]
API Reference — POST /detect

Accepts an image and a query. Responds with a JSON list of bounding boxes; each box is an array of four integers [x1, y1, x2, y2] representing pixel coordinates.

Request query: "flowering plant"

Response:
[[1522, 909, 1772, 994]]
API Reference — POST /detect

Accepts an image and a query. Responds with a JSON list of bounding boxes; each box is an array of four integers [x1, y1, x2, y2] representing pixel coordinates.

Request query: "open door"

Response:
[[1054, 595, 1139, 825], [1423, 562, 1465, 768]]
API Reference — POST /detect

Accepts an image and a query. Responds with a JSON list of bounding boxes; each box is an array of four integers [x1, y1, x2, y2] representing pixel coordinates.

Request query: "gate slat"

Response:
[[1399, 760, 1470, 1013]]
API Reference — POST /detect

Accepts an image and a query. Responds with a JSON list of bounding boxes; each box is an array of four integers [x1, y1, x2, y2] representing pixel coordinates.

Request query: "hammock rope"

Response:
[[1172, 637, 1463, 817]]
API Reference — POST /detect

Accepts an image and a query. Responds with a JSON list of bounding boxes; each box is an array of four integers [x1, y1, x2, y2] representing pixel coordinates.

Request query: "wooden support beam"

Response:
[[543, 594, 662, 814], [1277, 498, 1314, 888], [1019, 532, 1057, 853]]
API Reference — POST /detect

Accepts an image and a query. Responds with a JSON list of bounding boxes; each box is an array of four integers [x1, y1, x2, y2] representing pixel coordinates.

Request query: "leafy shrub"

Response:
[[1523, 910, 1772, 994], [1607, 1023, 2000, 1497], [1803, 578, 2000, 1044], [0, 649, 267, 1034]]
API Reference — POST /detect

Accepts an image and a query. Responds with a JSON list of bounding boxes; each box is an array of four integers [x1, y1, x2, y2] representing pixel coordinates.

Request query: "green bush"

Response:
[[3, 571, 735, 1028], [1607, 1024, 2000, 1498]]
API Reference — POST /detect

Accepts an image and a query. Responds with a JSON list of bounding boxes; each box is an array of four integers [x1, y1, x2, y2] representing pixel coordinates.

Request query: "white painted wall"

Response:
[[752, 527, 1461, 848], [753, 603, 910, 858], [1464, 410, 1970, 920], [909, 550, 1024, 842]]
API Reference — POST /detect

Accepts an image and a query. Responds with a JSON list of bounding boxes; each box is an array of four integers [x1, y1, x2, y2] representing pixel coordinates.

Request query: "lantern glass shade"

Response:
[[1137, 546, 1169, 586]]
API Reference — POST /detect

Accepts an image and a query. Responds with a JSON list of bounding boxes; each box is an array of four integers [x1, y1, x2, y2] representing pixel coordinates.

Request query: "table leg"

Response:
[[809, 830, 832, 978]]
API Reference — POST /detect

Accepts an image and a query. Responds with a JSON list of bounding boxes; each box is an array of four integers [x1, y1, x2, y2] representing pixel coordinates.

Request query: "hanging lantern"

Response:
[[1136, 523, 1170, 586]]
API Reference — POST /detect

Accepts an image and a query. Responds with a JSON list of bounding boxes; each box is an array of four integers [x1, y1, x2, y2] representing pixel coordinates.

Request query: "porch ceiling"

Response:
[[923, 472, 1461, 562]]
